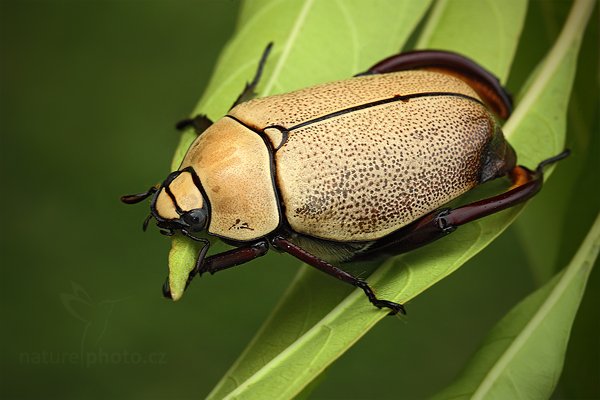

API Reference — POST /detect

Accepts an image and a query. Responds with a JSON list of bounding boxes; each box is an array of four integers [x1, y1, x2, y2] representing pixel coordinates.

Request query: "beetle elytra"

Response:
[[122, 44, 568, 315]]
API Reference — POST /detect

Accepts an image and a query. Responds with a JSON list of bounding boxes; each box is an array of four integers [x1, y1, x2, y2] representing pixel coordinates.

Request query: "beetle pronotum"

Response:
[[122, 44, 568, 314]]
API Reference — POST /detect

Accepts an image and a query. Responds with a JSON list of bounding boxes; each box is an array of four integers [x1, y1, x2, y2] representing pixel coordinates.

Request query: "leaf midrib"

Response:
[[261, 0, 315, 96], [504, 0, 593, 139], [471, 212, 600, 399]]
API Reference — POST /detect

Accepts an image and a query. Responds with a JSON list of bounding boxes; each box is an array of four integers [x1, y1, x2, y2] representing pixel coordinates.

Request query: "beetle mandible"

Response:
[[122, 43, 568, 315]]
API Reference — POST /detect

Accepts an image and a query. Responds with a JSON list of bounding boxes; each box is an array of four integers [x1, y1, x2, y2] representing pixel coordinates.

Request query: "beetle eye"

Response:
[[181, 209, 207, 232]]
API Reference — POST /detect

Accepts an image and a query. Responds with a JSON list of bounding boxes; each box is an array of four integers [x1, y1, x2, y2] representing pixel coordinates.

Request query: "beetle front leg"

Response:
[[162, 240, 269, 299], [271, 236, 405, 315], [197, 240, 269, 276]]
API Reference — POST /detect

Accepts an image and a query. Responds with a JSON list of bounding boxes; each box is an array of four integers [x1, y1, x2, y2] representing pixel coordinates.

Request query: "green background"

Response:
[[1, 1, 597, 399]]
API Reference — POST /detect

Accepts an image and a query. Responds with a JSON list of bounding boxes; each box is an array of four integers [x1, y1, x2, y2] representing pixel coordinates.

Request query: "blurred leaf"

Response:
[[513, 1, 599, 285], [555, 118, 600, 398], [432, 212, 599, 400], [503, 1, 592, 167], [514, 110, 596, 284]]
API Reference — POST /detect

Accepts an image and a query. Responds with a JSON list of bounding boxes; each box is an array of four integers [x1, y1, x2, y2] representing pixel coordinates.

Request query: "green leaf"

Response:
[[416, 0, 527, 82], [499, 0, 595, 287], [503, 0, 592, 166], [432, 212, 600, 400], [512, 0, 599, 285], [165, 0, 593, 397], [167, 235, 200, 301]]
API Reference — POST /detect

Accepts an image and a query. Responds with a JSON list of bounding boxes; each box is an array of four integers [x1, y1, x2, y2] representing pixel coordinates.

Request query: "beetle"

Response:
[[122, 43, 568, 315]]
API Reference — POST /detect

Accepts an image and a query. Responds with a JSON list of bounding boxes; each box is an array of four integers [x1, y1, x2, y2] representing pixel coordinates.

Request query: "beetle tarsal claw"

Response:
[[354, 279, 406, 315], [374, 299, 406, 316]]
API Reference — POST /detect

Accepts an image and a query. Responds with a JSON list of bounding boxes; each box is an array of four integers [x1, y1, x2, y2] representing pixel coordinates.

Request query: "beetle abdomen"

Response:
[[276, 95, 495, 242]]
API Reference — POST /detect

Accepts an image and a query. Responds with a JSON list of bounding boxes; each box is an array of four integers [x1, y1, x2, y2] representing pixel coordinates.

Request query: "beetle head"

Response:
[[148, 168, 210, 239]]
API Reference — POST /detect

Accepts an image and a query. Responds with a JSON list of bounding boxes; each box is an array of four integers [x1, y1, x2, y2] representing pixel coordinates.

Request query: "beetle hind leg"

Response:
[[355, 150, 570, 260]]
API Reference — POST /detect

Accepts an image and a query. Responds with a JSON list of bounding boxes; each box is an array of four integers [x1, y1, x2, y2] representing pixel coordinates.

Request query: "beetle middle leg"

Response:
[[229, 42, 274, 109], [271, 236, 406, 315], [355, 150, 570, 260], [175, 43, 273, 134]]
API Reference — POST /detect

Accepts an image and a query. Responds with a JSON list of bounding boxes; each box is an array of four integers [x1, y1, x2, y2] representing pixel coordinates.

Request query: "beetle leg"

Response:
[[357, 50, 512, 119], [174, 114, 213, 135], [271, 236, 406, 315], [355, 150, 570, 259], [197, 240, 269, 276], [229, 42, 274, 110], [438, 150, 570, 226], [161, 240, 269, 299], [174, 43, 273, 133]]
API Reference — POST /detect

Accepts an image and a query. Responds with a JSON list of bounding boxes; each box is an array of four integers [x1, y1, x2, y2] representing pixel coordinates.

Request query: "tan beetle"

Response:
[[122, 44, 567, 314]]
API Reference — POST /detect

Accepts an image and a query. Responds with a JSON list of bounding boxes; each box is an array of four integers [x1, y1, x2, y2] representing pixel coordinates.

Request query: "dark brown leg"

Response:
[[358, 50, 512, 119], [271, 236, 406, 315], [162, 240, 269, 299], [356, 150, 570, 260], [198, 241, 269, 275], [175, 43, 273, 133], [175, 114, 213, 134], [229, 42, 273, 110]]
